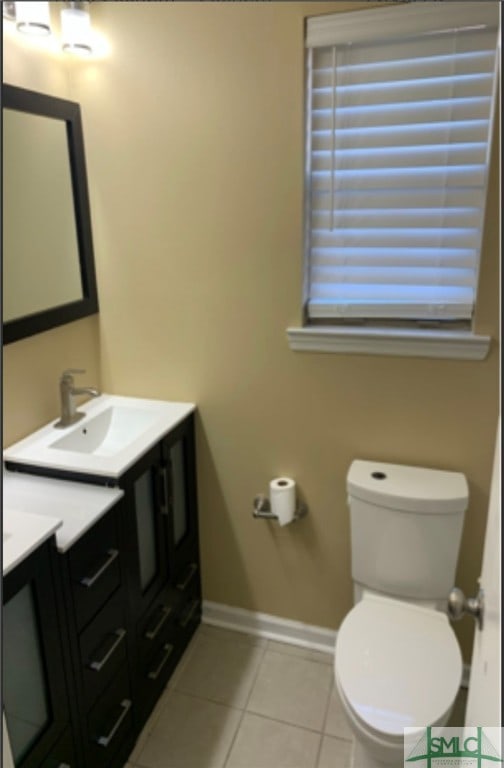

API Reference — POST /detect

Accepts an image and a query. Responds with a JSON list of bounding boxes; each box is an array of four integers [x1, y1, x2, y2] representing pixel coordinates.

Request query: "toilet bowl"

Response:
[[334, 592, 462, 767], [336, 460, 468, 768]]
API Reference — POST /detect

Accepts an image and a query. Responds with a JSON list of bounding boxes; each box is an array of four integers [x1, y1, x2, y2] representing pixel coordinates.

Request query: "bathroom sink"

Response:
[[3, 394, 196, 478], [49, 405, 158, 456]]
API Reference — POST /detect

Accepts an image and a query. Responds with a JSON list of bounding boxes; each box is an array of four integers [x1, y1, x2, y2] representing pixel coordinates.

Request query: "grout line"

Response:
[[154, 687, 245, 713], [130, 626, 346, 768], [126, 626, 204, 765], [221, 637, 270, 767], [234, 707, 340, 739], [314, 663, 336, 768], [314, 733, 324, 768]]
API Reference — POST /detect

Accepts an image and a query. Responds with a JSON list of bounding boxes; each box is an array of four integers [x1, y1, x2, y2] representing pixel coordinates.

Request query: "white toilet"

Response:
[[334, 460, 468, 768]]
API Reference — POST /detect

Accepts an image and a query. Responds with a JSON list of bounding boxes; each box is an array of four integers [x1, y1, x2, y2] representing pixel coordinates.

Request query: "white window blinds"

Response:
[[305, 3, 499, 323]]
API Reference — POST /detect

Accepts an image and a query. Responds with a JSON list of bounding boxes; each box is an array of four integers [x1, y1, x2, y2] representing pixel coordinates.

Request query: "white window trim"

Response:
[[286, 326, 491, 360]]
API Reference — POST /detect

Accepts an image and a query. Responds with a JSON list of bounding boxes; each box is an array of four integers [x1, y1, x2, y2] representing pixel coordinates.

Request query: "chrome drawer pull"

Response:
[[80, 549, 119, 588], [176, 563, 198, 592], [180, 599, 200, 628], [145, 605, 172, 640], [89, 628, 126, 672], [96, 698, 131, 748], [148, 643, 174, 680], [56, 764, 71, 768]]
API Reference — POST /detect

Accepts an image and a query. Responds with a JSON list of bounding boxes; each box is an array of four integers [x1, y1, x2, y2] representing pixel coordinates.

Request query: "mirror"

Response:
[[2, 84, 99, 344]]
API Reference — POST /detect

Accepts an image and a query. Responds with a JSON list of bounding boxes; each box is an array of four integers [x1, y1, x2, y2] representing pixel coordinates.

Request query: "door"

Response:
[[162, 414, 200, 585], [2, 542, 70, 768], [465, 418, 501, 725], [122, 442, 169, 618]]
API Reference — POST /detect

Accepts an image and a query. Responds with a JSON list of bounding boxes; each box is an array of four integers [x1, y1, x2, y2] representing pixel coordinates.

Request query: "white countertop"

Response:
[[2, 469, 124, 560], [3, 394, 196, 478]]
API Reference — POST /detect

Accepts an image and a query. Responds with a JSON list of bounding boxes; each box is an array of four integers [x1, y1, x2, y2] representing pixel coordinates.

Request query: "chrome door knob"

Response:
[[447, 586, 484, 630]]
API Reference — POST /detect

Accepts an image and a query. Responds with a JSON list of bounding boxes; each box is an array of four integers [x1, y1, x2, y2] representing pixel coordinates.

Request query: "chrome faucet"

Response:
[[54, 369, 100, 428]]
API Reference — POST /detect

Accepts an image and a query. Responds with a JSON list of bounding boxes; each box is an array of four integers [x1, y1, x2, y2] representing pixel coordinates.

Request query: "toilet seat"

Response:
[[335, 593, 462, 738]]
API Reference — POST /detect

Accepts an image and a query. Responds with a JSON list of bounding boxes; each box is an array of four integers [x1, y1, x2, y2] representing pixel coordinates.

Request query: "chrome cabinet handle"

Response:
[[145, 605, 172, 640], [80, 549, 119, 588], [96, 699, 131, 748], [180, 599, 200, 628], [176, 563, 198, 592], [148, 643, 174, 680], [89, 628, 126, 672]]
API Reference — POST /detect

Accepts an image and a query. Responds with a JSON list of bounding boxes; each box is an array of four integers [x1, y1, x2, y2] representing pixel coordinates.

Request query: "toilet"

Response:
[[334, 460, 468, 768]]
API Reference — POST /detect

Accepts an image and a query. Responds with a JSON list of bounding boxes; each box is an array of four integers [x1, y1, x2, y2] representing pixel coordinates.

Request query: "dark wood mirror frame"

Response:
[[2, 84, 99, 345]]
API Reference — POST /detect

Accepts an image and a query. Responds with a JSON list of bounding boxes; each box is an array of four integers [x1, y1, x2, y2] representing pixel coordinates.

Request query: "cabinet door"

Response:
[[121, 443, 168, 617], [162, 415, 200, 584], [3, 542, 70, 768]]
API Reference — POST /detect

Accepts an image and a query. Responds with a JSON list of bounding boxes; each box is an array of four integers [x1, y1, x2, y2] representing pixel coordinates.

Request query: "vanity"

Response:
[[3, 83, 201, 768], [3, 395, 202, 768]]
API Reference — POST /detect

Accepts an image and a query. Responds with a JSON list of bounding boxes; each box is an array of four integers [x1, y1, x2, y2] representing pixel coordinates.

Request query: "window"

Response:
[[290, 2, 499, 359]]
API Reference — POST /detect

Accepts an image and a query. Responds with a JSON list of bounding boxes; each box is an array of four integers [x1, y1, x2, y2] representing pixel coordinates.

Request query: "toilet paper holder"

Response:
[[252, 494, 308, 522]]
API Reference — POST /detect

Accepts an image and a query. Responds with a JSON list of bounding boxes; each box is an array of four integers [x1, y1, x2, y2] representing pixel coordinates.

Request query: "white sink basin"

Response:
[[50, 405, 158, 456], [3, 394, 196, 478]]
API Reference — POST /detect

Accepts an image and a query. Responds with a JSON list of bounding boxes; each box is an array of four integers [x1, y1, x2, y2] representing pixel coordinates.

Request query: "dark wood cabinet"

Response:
[[120, 442, 168, 620], [3, 412, 201, 768], [2, 540, 78, 768], [57, 499, 135, 768], [119, 414, 202, 731], [163, 418, 200, 584]]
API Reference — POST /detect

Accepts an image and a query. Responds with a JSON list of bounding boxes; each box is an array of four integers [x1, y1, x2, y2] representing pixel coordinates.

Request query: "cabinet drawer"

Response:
[[40, 727, 77, 768], [135, 633, 179, 729], [172, 556, 201, 598], [174, 569, 201, 645], [79, 589, 128, 710], [69, 510, 121, 631], [86, 665, 133, 768], [136, 583, 178, 661]]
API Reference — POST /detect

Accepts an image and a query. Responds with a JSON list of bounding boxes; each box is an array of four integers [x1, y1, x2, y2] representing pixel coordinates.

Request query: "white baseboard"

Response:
[[202, 600, 472, 688], [202, 600, 336, 655]]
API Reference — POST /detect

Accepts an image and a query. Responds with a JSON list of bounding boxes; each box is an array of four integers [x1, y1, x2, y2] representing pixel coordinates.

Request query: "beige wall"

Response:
[[3, 2, 500, 663]]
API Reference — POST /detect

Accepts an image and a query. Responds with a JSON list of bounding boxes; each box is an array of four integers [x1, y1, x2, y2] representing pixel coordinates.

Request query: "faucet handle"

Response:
[[62, 368, 85, 380]]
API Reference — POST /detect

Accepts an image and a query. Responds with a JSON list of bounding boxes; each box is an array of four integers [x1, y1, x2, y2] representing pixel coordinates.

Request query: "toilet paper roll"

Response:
[[270, 477, 296, 526]]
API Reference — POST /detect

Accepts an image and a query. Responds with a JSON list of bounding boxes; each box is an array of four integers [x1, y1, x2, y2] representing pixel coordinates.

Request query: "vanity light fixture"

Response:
[[14, 1, 51, 36], [2, 2, 16, 21], [60, 1, 93, 56]]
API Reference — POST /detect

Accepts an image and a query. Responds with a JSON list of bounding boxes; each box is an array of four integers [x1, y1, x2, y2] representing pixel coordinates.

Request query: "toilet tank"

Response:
[[347, 460, 468, 601]]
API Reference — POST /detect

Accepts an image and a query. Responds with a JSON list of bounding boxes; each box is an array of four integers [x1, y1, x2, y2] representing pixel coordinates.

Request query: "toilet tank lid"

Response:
[[347, 460, 468, 514]]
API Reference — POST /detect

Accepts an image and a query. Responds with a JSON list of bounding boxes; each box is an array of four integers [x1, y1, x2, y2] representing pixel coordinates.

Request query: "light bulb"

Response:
[[15, 1, 51, 36], [61, 4, 93, 56]]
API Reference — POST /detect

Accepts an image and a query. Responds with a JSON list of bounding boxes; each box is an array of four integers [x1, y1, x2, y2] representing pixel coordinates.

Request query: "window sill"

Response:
[[286, 326, 491, 360]]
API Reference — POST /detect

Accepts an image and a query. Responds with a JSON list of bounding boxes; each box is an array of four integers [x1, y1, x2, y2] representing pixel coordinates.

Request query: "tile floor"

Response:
[[124, 623, 467, 768]]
